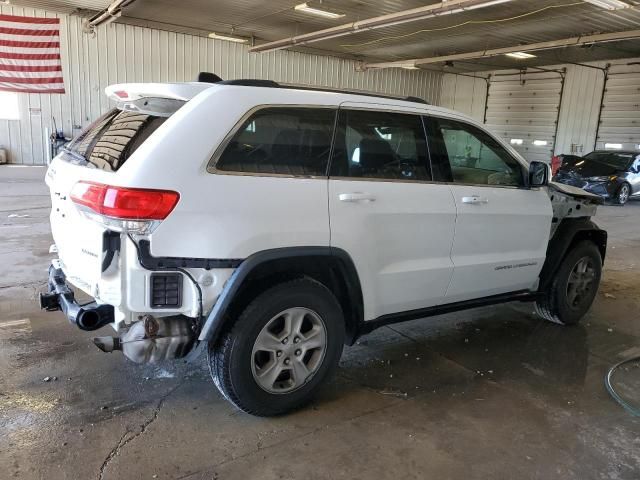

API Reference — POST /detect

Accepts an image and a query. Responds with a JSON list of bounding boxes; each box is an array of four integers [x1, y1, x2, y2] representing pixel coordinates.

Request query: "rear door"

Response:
[[328, 104, 456, 320], [425, 115, 552, 303]]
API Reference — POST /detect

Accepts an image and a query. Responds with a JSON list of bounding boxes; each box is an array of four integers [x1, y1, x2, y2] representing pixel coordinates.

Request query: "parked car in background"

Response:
[[553, 150, 640, 205]]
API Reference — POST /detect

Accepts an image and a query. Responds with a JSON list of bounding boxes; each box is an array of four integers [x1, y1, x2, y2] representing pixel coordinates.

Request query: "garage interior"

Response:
[[1, 0, 640, 478]]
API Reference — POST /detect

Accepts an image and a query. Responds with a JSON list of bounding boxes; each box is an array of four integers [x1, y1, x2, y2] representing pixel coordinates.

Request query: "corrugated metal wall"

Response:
[[485, 72, 564, 163], [440, 73, 487, 122], [596, 63, 640, 150], [0, 4, 443, 165], [442, 59, 639, 160], [555, 64, 605, 156]]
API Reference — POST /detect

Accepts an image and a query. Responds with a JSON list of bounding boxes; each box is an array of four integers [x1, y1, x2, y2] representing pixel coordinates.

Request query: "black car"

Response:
[[553, 150, 640, 205]]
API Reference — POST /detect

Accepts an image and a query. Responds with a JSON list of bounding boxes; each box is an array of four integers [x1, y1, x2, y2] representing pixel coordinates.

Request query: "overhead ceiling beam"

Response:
[[364, 29, 640, 69], [85, 0, 137, 31], [248, 0, 513, 53]]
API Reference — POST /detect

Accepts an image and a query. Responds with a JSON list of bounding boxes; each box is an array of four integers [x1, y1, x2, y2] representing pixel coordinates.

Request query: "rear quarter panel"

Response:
[[117, 86, 340, 259]]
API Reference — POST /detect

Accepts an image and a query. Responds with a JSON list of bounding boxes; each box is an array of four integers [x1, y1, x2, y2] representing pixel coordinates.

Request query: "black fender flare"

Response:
[[196, 246, 364, 346], [538, 218, 607, 291]]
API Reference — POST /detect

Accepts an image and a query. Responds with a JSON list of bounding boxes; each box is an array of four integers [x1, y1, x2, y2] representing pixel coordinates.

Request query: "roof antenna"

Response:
[[197, 72, 223, 83]]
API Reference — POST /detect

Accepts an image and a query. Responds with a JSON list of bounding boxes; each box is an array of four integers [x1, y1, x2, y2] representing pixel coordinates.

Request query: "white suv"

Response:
[[41, 76, 607, 416]]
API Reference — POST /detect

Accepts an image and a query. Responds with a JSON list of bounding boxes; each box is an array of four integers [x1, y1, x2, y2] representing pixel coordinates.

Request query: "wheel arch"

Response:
[[539, 218, 607, 291], [198, 247, 364, 347]]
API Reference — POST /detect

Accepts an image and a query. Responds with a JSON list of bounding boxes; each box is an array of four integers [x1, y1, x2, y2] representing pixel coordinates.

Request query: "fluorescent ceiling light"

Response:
[[505, 52, 536, 59], [533, 140, 548, 146], [510, 139, 524, 145], [295, 3, 345, 19], [401, 65, 419, 70], [583, 0, 631, 10], [466, 0, 513, 10], [605, 143, 623, 149], [208, 32, 249, 43]]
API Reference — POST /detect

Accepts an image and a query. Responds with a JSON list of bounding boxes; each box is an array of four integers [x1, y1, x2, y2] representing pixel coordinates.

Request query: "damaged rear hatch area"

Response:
[[45, 105, 171, 296], [42, 83, 208, 325]]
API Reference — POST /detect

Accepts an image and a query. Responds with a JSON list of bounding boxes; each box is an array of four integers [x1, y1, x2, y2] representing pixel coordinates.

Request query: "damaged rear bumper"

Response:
[[39, 262, 114, 331]]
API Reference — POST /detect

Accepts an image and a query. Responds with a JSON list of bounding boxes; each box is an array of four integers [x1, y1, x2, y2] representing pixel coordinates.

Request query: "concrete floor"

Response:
[[1, 165, 639, 480]]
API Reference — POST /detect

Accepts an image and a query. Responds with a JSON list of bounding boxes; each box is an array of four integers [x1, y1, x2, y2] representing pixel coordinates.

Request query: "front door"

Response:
[[425, 115, 552, 303], [328, 106, 457, 320]]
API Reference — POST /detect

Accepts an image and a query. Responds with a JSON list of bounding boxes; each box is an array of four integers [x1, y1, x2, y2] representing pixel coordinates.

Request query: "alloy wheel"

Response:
[[251, 307, 327, 394], [618, 184, 630, 204], [566, 256, 596, 310]]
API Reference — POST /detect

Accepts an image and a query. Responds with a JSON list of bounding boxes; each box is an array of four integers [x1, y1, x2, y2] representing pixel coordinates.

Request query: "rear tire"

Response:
[[208, 278, 345, 416], [535, 241, 602, 325]]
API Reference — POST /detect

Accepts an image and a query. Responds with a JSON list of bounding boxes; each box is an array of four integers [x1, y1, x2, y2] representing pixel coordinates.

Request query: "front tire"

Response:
[[615, 183, 630, 205], [208, 278, 345, 416], [535, 241, 602, 325]]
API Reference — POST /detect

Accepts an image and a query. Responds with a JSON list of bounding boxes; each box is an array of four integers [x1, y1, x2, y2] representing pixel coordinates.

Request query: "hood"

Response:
[[548, 181, 604, 205], [557, 158, 620, 178]]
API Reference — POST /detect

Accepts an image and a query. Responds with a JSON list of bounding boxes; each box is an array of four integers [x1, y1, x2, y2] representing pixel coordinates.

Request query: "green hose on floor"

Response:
[[605, 356, 640, 417]]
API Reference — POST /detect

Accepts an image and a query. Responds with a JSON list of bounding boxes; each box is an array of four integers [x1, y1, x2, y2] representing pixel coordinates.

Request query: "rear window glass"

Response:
[[63, 107, 170, 171], [584, 151, 635, 169]]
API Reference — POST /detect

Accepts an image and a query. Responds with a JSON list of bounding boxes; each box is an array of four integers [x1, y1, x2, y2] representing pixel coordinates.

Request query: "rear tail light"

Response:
[[70, 181, 179, 233]]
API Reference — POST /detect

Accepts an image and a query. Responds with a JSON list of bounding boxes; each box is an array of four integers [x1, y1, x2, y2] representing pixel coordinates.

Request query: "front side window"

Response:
[[330, 109, 430, 181], [427, 117, 524, 187], [216, 107, 336, 176]]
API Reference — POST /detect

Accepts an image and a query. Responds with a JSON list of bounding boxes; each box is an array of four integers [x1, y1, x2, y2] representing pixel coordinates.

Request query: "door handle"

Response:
[[461, 195, 488, 205], [339, 193, 376, 203]]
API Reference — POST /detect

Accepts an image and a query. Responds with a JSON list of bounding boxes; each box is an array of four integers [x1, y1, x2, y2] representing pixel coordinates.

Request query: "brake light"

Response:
[[71, 182, 179, 220]]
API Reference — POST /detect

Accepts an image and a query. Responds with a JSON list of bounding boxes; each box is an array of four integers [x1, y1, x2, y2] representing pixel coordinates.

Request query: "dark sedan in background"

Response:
[[553, 150, 640, 205]]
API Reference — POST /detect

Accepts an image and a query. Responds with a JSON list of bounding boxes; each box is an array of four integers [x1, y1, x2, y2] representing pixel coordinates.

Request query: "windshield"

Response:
[[584, 151, 635, 169], [62, 97, 184, 171]]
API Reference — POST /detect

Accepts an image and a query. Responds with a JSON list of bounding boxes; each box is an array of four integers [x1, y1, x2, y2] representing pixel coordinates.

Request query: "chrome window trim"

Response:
[[329, 176, 440, 186], [207, 104, 337, 177], [328, 176, 540, 190], [336, 104, 427, 116]]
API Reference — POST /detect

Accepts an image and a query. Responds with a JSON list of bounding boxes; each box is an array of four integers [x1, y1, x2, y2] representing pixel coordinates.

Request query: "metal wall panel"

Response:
[[0, 5, 443, 165], [596, 64, 640, 151], [440, 73, 488, 122], [555, 64, 605, 156], [485, 72, 563, 163]]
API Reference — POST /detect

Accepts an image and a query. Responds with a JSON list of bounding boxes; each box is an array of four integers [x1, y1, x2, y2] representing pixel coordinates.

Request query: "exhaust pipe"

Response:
[[93, 315, 195, 363], [74, 305, 113, 331]]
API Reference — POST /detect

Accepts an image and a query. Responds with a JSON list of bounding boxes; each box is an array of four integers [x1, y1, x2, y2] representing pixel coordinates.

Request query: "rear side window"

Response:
[[64, 108, 169, 171], [329, 109, 430, 181], [215, 107, 336, 176]]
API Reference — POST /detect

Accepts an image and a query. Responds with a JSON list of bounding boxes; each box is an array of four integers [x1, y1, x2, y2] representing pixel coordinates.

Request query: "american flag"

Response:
[[0, 13, 65, 93]]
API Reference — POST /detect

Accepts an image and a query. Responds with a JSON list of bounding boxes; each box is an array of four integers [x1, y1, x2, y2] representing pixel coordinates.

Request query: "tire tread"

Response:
[[208, 277, 343, 416], [535, 240, 602, 326]]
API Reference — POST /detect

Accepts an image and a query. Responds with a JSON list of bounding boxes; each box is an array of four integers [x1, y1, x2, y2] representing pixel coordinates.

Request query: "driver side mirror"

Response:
[[528, 161, 550, 187]]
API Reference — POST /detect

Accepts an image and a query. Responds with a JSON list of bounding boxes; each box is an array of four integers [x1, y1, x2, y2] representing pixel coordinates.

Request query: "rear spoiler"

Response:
[[105, 82, 213, 103]]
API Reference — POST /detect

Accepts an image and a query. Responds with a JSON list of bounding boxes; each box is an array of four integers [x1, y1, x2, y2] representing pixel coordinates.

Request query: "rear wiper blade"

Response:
[[61, 146, 86, 162]]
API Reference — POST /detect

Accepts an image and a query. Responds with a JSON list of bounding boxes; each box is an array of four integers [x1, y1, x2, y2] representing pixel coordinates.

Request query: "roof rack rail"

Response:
[[217, 79, 280, 88], [282, 84, 430, 105], [196, 73, 429, 105]]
